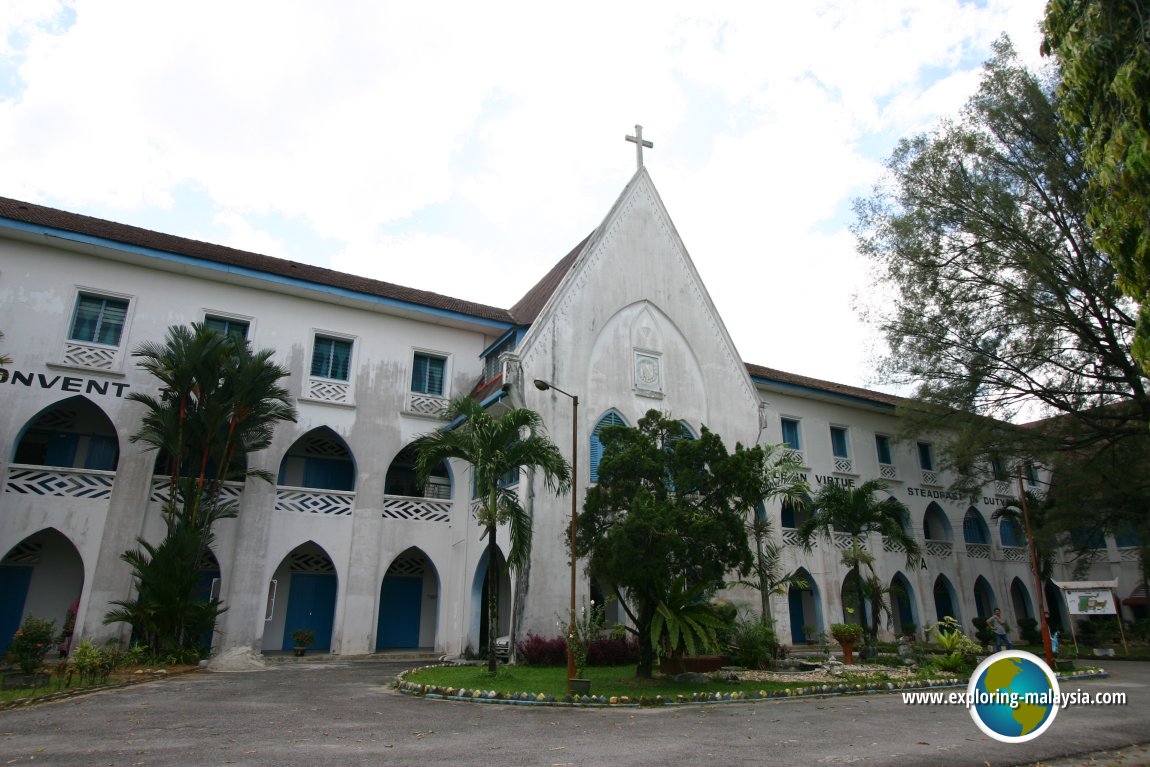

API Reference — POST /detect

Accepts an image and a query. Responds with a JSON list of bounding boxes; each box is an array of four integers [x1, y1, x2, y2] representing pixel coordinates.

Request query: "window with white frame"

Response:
[[204, 314, 250, 341], [411, 352, 447, 396], [780, 418, 801, 451], [311, 335, 352, 381], [70, 293, 129, 346]]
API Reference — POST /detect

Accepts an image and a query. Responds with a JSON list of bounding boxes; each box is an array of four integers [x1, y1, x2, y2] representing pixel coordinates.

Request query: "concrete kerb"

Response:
[[395, 663, 1111, 709]]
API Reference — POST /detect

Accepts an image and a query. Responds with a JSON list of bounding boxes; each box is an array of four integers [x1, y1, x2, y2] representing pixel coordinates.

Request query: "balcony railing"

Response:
[[921, 470, 940, 487], [925, 540, 953, 558], [833, 457, 854, 474], [879, 463, 898, 480], [966, 542, 990, 559], [832, 531, 860, 551], [781, 528, 803, 546], [1001, 546, 1027, 562], [306, 377, 352, 406], [381, 495, 451, 523], [5, 464, 116, 499], [406, 392, 448, 417], [149, 478, 244, 505], [61, 341, 117, 370], [275, 486, 356, 516]]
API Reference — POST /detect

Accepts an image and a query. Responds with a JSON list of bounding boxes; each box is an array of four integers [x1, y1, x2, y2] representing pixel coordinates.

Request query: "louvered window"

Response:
[[70, 294, 128, 346], [589, 411, 627, 482], [411, 353, 446, 395]]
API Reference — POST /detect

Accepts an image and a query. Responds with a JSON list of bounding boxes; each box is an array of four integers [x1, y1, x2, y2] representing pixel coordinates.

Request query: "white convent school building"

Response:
[[0, 168, 1142, 659]]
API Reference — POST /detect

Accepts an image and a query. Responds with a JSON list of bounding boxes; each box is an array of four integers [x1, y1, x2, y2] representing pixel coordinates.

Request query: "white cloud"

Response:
[[0, 0, 1051, 388]]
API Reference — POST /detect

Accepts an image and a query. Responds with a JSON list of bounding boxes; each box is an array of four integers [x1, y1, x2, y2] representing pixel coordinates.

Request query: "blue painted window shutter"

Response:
[[589, 411, 627, 482]]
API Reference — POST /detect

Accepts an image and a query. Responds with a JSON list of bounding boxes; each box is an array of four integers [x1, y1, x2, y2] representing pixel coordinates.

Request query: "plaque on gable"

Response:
[[634, 350, 663, 397]]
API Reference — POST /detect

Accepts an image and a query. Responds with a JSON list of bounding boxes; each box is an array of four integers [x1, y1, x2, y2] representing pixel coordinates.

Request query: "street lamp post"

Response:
[[533, 378, 579, 695]]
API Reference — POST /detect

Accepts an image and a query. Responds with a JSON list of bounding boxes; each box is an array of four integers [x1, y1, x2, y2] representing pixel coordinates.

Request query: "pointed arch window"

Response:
[[589, 411, 627, 482]]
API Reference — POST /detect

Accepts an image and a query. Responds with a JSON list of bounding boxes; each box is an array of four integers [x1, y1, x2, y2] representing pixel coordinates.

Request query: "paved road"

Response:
[[1, 660, 1147, 766]]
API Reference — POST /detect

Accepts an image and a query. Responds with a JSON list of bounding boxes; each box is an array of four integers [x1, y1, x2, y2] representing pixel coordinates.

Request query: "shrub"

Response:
[[516, 633, 568, 666], [1017, 617, 1042, 645], [729, 619, 784, 669], [971, 617, 993, 646], [7, 616, 57, 674], [587, 636, 639, 666], [71, 640, 115, 685], [830, 623, 865, 646]]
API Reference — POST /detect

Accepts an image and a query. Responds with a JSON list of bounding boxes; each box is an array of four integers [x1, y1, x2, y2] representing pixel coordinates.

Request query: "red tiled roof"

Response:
[[0, 196, 515, 325], [509, 231, 593, 323], [745, 362, 905, 408]]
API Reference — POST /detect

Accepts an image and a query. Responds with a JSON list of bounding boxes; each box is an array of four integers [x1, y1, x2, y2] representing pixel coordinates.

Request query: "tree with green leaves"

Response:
[[796, 480, 920, 646], [412, 397, 570, 674], [106, 323, 296, 656], [575, 411, 754, 678], [727, 442, 810, 624], [853, 38, 1150, 515], [1042, 1, 1150, 370]]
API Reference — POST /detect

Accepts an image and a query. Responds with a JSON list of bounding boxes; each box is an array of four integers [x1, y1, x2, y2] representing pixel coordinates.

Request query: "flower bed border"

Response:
[[0, 666, 203, 710], [395, 663, 1110, 708]]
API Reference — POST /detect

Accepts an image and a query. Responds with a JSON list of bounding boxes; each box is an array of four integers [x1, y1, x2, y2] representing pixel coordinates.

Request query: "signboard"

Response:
[[1064, 589, 1116, 615]]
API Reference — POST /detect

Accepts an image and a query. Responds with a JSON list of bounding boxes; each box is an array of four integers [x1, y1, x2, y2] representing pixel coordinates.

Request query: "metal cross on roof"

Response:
[[625, 124, 653, 169]]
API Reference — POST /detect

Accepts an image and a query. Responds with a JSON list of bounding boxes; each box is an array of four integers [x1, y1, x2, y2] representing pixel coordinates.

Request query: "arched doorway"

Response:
[[12, 396, 120, 471], [469, 547, 510, 657], [277, 428, 356, 491], [263, 542, 338, 653], [840, 570, 867, 627], [890, 571, 919, 636], [0, 529, 84, 656], [377, 548, 439, 650], [1010, 577, 1034, 619], [923, 503, 953, 543], [195, 548, 222, 652], [933, 574, 960, 625], [384, 445, 450, 499], [788, 568, 822, 644], [973, 575, 997, 620]]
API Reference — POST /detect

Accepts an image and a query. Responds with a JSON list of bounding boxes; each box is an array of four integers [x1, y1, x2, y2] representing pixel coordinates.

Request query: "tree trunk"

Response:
[[486, 521, 499, 675], [635, 602, 655, 679]]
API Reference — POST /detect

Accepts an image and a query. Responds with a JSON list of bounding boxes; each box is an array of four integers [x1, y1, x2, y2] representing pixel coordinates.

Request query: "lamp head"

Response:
[[533, 379, 550, 391]]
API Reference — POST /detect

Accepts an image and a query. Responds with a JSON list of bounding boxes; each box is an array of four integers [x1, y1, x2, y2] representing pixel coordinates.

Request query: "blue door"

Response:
[[788, 588, 806, 644], [377, 576, 422, 649], [0, 566, 33, 655], [282, 573, 337, 651]]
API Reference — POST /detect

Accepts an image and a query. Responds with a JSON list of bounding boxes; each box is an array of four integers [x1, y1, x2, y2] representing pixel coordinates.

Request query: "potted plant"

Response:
[[291, 628, 315, 657], [830, 623, 865, 665]]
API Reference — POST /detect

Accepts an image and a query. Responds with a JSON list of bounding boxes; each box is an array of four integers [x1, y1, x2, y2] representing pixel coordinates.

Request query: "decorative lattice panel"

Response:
[[879, 464, 898, 480], [994, 481, 1012, 497], [289, 550, 336, 573], [275, 489, 354, 516], [833, 457, 854, 474], [966, 543, 990, 559], [1002, 546, 1027, 562], [300, 433, 350, 458], [884, 539, 906, 553], [149, 478, 243, 504], [784, 449, 804, 466], [925, 540, 953, 558], [781, 529, 802, 546], [380, 496, 450, 522], [5, 467, 115, 499], [62, 342, 116, 370], [387, 554, 426, 577], [920, 470, 940, 487], [2, 540, 44, 565], [1120, 547, 1140, 562], [406, 392, 448, 417], [35, 409, 77, 430], [306, 378, 351, 405], [833, 532, 862, 551]]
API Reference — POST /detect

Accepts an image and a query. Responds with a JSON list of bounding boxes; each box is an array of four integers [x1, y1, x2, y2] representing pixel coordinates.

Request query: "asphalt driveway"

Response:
[[1, 659, 1147, 766]]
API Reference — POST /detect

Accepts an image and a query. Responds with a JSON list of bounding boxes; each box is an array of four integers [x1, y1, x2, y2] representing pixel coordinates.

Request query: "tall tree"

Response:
[[796, 480, 920, 646], [412, 397, 570, 674], [106, 323, 296, 656], [1042, 1, 1150, 369], [853, 38, 1150, 508], [727, 442, 811, 624], [575, 411, 754, 678]]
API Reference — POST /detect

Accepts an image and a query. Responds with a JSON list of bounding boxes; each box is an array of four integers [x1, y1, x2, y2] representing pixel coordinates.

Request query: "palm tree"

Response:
[[106, 323, 296, 655], [0, 330, 12, 367], [796, 480, 920, 646], [728, 442, 811, 624], [412, 397, 570, 673]]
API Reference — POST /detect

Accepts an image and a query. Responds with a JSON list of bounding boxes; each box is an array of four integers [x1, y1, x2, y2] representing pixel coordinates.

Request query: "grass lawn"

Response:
[[401, 664, 931, 700], [0, 665, 199, 708]]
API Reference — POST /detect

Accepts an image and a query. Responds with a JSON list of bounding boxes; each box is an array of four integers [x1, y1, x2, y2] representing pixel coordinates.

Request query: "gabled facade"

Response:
[[0, 170, 1142, 660]]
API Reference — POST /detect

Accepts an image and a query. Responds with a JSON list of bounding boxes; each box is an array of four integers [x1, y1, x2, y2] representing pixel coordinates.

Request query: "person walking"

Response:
[[987, 607, 1012, 652]]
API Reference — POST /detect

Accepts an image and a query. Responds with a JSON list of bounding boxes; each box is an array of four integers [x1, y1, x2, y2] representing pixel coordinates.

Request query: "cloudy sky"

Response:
[[0, 1, 1049, 390]]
